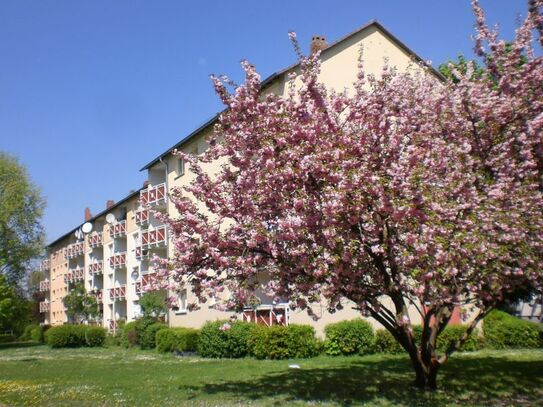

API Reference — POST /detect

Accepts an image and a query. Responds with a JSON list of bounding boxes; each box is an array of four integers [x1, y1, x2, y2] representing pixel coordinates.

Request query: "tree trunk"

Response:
[[408, 349, 440, 390]]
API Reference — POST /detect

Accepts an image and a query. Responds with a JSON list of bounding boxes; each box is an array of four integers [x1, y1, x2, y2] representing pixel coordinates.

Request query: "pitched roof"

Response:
[[47, 188, 142, 248], [140, 20, 444, 171]]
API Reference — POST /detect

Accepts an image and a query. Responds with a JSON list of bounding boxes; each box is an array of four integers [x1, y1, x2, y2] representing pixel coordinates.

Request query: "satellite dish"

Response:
[[131, 269, 139, 280], [106, 213, 116, 224], [82, 222, 93, 234], [75, 228, 83, 240]]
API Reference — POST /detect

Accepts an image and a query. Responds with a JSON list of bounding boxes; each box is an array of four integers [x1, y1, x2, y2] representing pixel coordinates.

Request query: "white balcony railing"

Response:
[[39, 280, 50, 292], [140, 226, 167, 248], [109, 285, 126, 301], [109, 221, 127, 239], [135, 209, 149, 226], [88, 232, 103, 248], [39, 301, 50, 313], [65, 242, 84, 259], [135, 273, 157, 295], [109, 252, 127, 269], [88, 261, 103, 275], [139, 183, 166, 207], [39, 259, 50, 272]]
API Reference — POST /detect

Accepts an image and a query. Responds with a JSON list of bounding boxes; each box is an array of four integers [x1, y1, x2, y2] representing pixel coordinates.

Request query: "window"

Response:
[[177, 158, 185, 176], [175, 289, 187, 314]]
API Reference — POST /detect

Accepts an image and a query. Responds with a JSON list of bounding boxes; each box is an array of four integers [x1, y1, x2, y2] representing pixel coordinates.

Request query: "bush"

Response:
[[45, 325, 87, 348], [20, 324, 39, 341], [156, 327, 200, 353], [437, 325, 481, 352], [139, 322, 167, 350], [121, 321, 139, 348], [374, 329, 404, 354], [483, 310, 540, 349], [30, 326, 44, 343], [0, 334, 17, 344], [197, 320, 254, 358], [84, 326, 106, 347], [44, 324, 106, 348], [324, 319, 375, 356], [249, 324, 322, 360]]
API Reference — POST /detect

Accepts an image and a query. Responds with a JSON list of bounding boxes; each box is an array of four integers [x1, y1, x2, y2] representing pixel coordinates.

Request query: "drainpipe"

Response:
[[158, 156, 170, 326]]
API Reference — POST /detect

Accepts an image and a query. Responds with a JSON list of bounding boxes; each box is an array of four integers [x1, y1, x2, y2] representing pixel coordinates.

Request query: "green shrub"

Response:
[[140, 322, 167, 350], [249, 324, 322, 360], [483, 310, 540, 349], [121, 321, 139, 348], [437, 325, 481, 352], [21, 324, 39, 341], [324, 319, 375, 356], [84, 326, 106, 347], [45, 325, 87, 348], [30, 326, 44, 343], [374, 329, 404, 354], [156, 327, 200, 353], [197, 320, 254, 358], [0, 334, 17, 344]]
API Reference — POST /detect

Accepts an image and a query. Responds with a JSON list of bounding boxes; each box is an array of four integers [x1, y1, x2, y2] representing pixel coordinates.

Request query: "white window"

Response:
[[178, 158, 185, 176], [176, 289, 187, 314]]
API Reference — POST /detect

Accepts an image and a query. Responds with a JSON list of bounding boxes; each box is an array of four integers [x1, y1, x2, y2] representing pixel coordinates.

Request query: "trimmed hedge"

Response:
[[249, 324, 322, 359], [324, 319, 374, 356], [374, 329, 404, 354], [197, 320, 254, 358], [139, 322, 167, 350], [21, 324, 39, 341], [45, 325, 106, 348], [483, 310, 540, 349], [156, 327, 200, 353]]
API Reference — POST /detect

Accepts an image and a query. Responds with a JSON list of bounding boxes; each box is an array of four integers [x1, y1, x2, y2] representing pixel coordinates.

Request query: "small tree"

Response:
[[63, 283, 99, 324], [0, 274, 30, 335], [139, 292, 166, 318], [157, 0, 543, 390]]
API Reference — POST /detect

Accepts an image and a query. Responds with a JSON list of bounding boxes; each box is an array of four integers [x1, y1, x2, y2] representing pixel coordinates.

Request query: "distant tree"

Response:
[[438, 55, 484, 83], [63, 283, 99, 324], [0, 274, 30, 334], [27, 270, 45, 324], [157, 0, 543, 390], [0, 152, 45, 285]]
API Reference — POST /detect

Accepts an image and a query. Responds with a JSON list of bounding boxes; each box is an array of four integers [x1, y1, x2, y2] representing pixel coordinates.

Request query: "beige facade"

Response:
[[42, 21, 449, 335]]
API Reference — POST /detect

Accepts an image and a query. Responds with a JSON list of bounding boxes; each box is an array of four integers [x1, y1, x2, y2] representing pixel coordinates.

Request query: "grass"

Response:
[[0, 346, 542, 406]]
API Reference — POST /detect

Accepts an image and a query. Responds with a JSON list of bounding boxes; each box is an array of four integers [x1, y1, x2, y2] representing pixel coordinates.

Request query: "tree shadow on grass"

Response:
[[178, 355, 543, 406], [0, 342, 41, 350]]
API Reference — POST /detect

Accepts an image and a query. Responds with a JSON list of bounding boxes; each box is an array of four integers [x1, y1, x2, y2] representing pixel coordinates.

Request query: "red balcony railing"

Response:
[[109, 221, 127, 239], [64, 267, 84, 283], [109, 285, 126, 301], [89, 289, 103, 304], [108, 319, 119, 331], [88, 232, 103, 248], [135, 246, 149, 260], [39, 259, 50, 272], [141, 226, 167, 248], [135, 209, 149, 226], [140, 183, 166, 207], [108, 252, 127, 269], [88, 261, 103, 275], [39, 301, 50, 313], [39, 280, 50, 291], [135, 273, 157, 295], [65, 242, 85, 259]]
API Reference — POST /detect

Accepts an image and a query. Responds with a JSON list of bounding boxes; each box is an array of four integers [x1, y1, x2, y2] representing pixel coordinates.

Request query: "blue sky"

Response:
[[0, 1, 527, 243]]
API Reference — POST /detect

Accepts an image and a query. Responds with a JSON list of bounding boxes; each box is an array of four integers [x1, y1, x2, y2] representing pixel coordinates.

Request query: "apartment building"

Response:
[[40, 21, 455, 334]]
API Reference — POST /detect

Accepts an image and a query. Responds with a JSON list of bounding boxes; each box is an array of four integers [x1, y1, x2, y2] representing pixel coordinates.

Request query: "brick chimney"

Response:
[[84, 207, 92, 221], [310, 35, 327, 55], [143, 180, 149, 188], [106, 200, 115, 209]]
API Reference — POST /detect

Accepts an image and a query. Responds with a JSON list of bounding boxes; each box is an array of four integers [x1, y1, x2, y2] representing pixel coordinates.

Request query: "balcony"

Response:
[[108, 319, 122, 331], [140, 226, 167, 248], [65, 242, 84, 259], [109, 285, 126, 301], [135, 273, 157, 295], [88, 261, 103, 276], [89, 289, 103, 304], [108, 252, 127, 269], [135, 246, 149, 260], [88, 232, 103, 248], [135, 209, 149, 226], [64, 267, 84, 283], [109, 221, 127, 239], [140, 183, 166, 207], [39, 301, 50, 313], [39, 259, 50, 272], [39, 280, 50, 292]]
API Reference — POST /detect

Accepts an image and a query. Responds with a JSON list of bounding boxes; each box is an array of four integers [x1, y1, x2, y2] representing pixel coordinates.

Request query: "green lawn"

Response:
[[0, 345, 542, 406]]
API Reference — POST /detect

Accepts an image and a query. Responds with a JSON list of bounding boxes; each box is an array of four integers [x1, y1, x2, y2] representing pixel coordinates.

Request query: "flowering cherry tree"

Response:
[[156, 0, 543, 389]]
